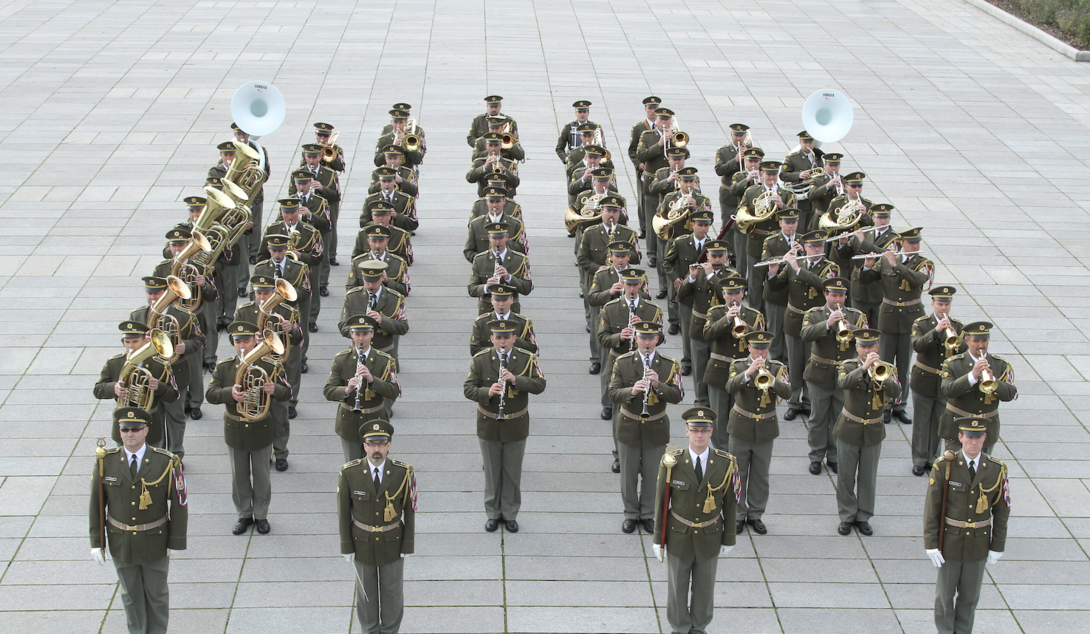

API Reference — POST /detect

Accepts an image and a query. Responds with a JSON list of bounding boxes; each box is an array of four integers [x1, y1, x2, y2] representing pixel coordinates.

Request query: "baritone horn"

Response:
[[235, 331, 285, 422], [117, 330, 174, 410], [146, 275, 192, 364]]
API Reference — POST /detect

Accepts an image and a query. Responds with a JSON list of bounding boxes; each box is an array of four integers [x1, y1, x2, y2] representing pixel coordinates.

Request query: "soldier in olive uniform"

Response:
[[235, 275, 303, 468], [374, 109, 425, 170], [339, 261, 409, 358], [467, 95, 517, 147], [835, 203, 899, 326], [568, 149, 615, 209], [588, 243, 650, 411], [464, 320, 547, 533], [355, 201, 414, 265], [647, 146, 690, 214], [228, 124, 272, 267], [259, 197, 324, 337], [834, 328, 901, 536], [924, 418, 1010, 634], [556, 99, 599, 160], [325, 316, 401, 462], [309, 121, 345, 171], [609, 321, 684, 534], [726, 331, 790, 535], [858, 227, 934, 424], [811, 170, 872, 232], [287, 167, 334, 298], [598, 270, 664, 472], [131, 276, 204, 461], [470, 284, 537, 357], [253, 234, 312, 374], [662, 177, 715, 355], [939, 322, 1018, 455], [564, 123, 613, 185], [910, 286, 966, 476], [466, 186, 527, 262], [628, 96, 662, 239], [468, 222, 533, 315], [636, 107, 675, 268], [90, 408, 187, 634], [713, 123, 753, 242], [740, 161, 798, 312], [338, 419, 416, 634], [677, 238, 739, 407], [369, 145, 418, 198], [365, 166, 420, 234], [726, 148, 765, 275], [652, 407, 739, 634], [95, 322, 178, 448], [778, 131, 825, 231], [469, 177, 523, 222], [758, 207, 802, 362], [467, 133, 520, 197], [766, 230, 840, 421], [579, 195, 638, 373], [801, 278, 868, 475], [472, 116, 526, 162], [348, 225, 411, 298], [806, 152, 843, 222], [207, 321, 291, 535], [703, 276, 766, 450]]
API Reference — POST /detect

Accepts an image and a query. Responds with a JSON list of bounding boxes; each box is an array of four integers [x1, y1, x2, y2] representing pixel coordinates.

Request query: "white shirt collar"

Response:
[[357, 346, 372, 357], [368, 459, 386, 483], [640, 349, 656, 366], [626, 295, 640, 309], [494, 247, 508, 260], [124, 444, 147, 468], [495, 310, 510, 320], [689, 446, 710, 469], [962, 451, 979, 473]]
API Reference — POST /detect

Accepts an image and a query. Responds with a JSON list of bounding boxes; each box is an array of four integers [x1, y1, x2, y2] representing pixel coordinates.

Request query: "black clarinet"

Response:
[[639, 351, 652, 420], [496, 350, 507, 421], [352, 347, 365, 412]]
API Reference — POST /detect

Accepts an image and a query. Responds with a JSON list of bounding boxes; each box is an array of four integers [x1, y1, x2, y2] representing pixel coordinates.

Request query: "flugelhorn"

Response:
[[117, 330, 174, 410], [754, 365, 775, 390], [938, 313, 960, 351], [833, 302, 853, 344], [730, 303, 747, 337]]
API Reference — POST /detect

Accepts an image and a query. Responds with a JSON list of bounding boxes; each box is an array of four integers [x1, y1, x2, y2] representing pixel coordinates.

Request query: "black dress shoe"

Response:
[[238, 287, 248, 298], [184, 406, 191, 418], [656, 290, 668, 300], [621, 519, 637, 533], [275, 458, 288, 472], [611, 458, 620, 473], [808, 461, 822, 475], [784, 408, 800, 421], [189, 408, 202, 420], [826, 461, 838, 474], [600, 407, 613, 420], [641, 518, 655, 534], [288, 406, 297, 419], [505, 520, 519, 533], [638, 230, 646, 240], [912, 465, 926, 477], [255, 519, 271, 534], [329, 257, 339, 266], [883, 410, 891, 424], [567, 232, 576, 238], [893, 410, 911, 425], [837, 521, 852, 536], [300, 362, 309, 374], [855, 521, 873, 536], [736, 520, 745, 534], [681, 364, 692, 376], [748, 519, 767, 535], [485, 519, 499, 532], [589, 362, 601, 375], [319, 286, 329, 297], [585, 323, 590, 333], [232, 517, 254, 535], [579, 290, 584, 298], [668, 323, 679, 335], [249, 255, 258, 265], [309, 322, 319, 333]]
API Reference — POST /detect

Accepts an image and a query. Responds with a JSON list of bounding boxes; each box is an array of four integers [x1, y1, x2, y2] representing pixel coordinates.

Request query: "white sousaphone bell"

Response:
[[230, 81, 286, 170], [800, 88, 853, 148]]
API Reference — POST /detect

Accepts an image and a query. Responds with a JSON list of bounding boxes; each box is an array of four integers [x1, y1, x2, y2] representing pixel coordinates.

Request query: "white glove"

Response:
[[91, 548, 107, 565], [925, 548, 945, 568], [720, 545, 733, 556], [652, 544, 663, 562], [164, 549, 170, 559], [400, 552, 409, 559], [986, 550, 1003, 565], [343, 554, 353, 563]]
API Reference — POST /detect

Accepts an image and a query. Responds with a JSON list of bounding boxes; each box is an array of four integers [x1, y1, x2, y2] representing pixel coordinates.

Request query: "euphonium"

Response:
[[321, 131, 340, 163], [147, 275, 192, 364], [257, 279, 298, 362], [754, 366, 775, 390], [171, 231, 212, 312], [870, 361, 895, 383], [117, 330, 174, 410], [226, 141, 267, 206], [235, 331, 285, 422]]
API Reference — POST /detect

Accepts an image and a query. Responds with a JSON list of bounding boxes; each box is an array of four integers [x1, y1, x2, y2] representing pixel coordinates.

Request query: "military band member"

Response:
[[468, 95, 517, 147], [260, 197, 323, 338], [294, 140, 341, 243], [369, 145, 418, 198], [338, 419, 416, 634], [567, 147, 614, 208], [636, 107, 675, 268], [579, 197, 639, 374], [924, 418, 1010, 634], [131, 276, 203, 461], [858, 227, 933, 424], [647, 146, 690, 210], [834, 328, 900, 536], [806, 152, 843, 221], [628, 96, 662, 239], [726, 148, 765, 276], [470, 284, 537, 357], [339, 261, 409, 369], [835, 203, 899, 326], [910, 286, 966, 476], [465, 186, 527, 262], [325, 316, 401, 462], [469, 177, 523, 222], [94, 322, 179, 447], [206, 144, 255, 303], [662, 199, 714, 364], [467, 222, 533, 314], [812, 170, 871, 232], [253, 234, 312, 373], [381, 102, 427, 157], [355, 201, 414, 265], [364, 166, 420, 234], [464, 319, 546, 533], [779, 131, 824, 231], [468, 133, 520, 197], [939, 322, 1017, 455], [170, 195, 228, 368], [801, 278, 868, 475], [288, 167, 333, 298], [714, 123, 753, 245], [229, 123, 271, 266], [609, 321, 683, 534], [651, 407, 738, 634], [235, 275, 303, 468], [90, 408, 187, 634], [472, 116, 526, 162], [374, 109, 424, 170], [207, 321, 290, 535], [598, 270, 664, 471], [677, 238, 738, 408], [727, 331, 789, 534], [587, 242, 650, 310], [703, 276, 766, 450], [740, 161, 798, 312], [556, 99, 601, 160], [308, 121, 345, 172], [348, 225, 411, 297], [564, 123, 614, 183], [759, 208, 802, 362], [765, 230, 840, 421]]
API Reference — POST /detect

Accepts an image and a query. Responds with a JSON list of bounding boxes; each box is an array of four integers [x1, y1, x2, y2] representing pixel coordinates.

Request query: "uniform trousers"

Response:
[[270, 400, 290, 460], [202, 299, 219, 366], [603, 354, 621, 458], [584, 279, 601, 362], [479, 438, 525, 520], [717, 201, 741, 273], [228, 443, 272, 520], [730, 436, 773, 521], [835, 438, 881, 523], [326, 202, 340, 263], [161, 397, 187, 460], [114, 555, 170, 634], [746, 254, 765, 312], [855, 299, 880, 332], [689, 338, 711, 407], [667, 552, 718, 634], [285, 334, 303, 410], [708, 386, 733, 451], [247, 201, 263, 259], [186, 350, 203, 412], [342, 437, 364, 463], [618, 439, 665, 520], [879, 332, 911, 413], [765, 301, 787, 362], [318, 228, 333, 288], [912, 391, 945, 468], [785, 335, 811, 409], [636, 173, 648, 234], [643, 192, 660, 268], [308, 286, 323, 332], [678, 303, 693, 366], [354, 557, 404, 634], [297, 296, 312, 367], [807, 384, 842, 464], [218, 262, 242, 324], [934, 558, 987, 634]]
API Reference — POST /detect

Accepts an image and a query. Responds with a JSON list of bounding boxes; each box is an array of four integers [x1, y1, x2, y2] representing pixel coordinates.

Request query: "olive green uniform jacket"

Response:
[[338, 457, 415, 566], [739, 184, 798, 257], [470, 311, 537, 357], [207, 355, 290, 451], [463, 347, 546, 443], [464, 213, 527, 262], [94, 353, 178, 445], [834, 358, 902, 447], [362, 190, 419, 233], [468, 114, 517, 147], [923, 452, 1010, 562], [129, 305, 203, 394], [353, 222, 413, 264], [767, 258, 839, 337], [466, 157, 520, 197], [938, 352, 1017, 441], [587, 266, 651, 308], [252, 258, 311, 303], [347, 251, 409, 296], [726, 358, 790, 442], [677, 266, 739, 342], [578, 223, 641, 271], [597, 298, 664, 357], [323, 347, 400, 442], [338, 287, 408, 353], [470, 197, 522, 222], [910, 314, 966, 397], [703, 305, 765, 385], [467, 249, 532, 314], [608, 351, 683, 448], [800, 305, 868, 389], [653, 446, 739, 562], [367, 165, 417, 198], [258, 220, 323, 270], [857, 253, 934, 334]]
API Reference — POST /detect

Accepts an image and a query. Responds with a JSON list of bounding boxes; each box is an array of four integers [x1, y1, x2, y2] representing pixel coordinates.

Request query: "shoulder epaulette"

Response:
[[238, 300, 256, 309], [345, 286, 366, 296], [712, 448, 732, 458], [389, 458, 413, 470], [946, 352, 967, 363], [150, 446, 175, 458], [617, 350, 637, 362], [912, 314, 931, 325], [664, 447, 684, 457], [215, 357, 235, 367], [473, 348, 493, 358], [103, 446, 121, 455], [334, 348, 356, 360], [603, 296, 624, 308], [108, 352, 125, 361], [473, 312, 492, 323], [374, 349, 395, 363], [341, 458, 365, 471], [985, 454, 1005, 468]]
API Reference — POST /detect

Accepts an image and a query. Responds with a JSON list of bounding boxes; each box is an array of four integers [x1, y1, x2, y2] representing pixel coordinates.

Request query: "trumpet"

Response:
[[979, 355, 998, 394], [235, 331, 285, 422], [639, 351, 652, 420], [937, 313, 960, 351], [321, 131, 340, 163], [730, 303, 748, 338], [832, 303, 853, 344], [754, 365, 775, 391], [870, 360, 896, 383], [117, 330, 174, 410]]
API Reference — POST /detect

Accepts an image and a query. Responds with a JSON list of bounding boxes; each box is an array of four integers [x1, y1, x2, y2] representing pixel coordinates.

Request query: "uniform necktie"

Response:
[[695, 456, 703, 483], [130, 455, 138, 478], [373, 467, 380, 488], [968, 460, 976, 480]]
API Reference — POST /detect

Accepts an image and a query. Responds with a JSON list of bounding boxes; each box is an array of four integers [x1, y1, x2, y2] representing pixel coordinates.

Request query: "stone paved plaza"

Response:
[[0, 0, 1088, 632]]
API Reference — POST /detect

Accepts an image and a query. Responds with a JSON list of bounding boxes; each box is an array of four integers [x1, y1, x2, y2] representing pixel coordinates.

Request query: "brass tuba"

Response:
[[171, 231, 212, 312], [225, 141, 267, 206], [117, 330, 174, 410], [819, 198, 865, 233], [235, 331, 285, 421], [147, 275, 192, 364], [256, 279, 298, 362]]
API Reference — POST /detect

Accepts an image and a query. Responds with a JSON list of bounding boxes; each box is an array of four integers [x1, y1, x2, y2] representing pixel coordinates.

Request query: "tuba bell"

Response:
[[172, 231, 212, 312], [117, 330, 174, 411], [235, 331, 285, 422], [146, 275, 192, 364]]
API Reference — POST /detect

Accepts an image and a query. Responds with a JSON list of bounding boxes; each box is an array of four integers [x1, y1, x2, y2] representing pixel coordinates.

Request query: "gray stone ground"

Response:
[[0, 0, 1086, 632]]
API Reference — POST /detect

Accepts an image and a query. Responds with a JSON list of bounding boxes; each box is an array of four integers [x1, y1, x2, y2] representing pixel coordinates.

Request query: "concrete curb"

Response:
[[962, 0, 1090, 61]]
